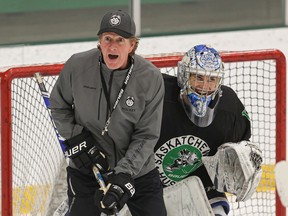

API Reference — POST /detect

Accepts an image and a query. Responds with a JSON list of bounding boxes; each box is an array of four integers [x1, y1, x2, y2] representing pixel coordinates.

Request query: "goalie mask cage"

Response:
[[0, 49, 286, 216]]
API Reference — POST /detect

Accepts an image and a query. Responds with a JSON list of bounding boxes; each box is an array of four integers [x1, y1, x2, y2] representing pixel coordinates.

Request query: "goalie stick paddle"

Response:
[[34, 72, 119, 216], [275, 160, 288, 207]]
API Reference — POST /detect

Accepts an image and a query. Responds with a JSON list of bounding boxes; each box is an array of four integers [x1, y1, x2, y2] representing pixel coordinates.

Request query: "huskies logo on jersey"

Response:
[[155, 135, 210, 187]]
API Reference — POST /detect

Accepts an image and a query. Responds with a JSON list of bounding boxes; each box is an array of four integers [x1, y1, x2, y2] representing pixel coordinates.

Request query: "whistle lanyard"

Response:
[[99, 56, 134, 135]]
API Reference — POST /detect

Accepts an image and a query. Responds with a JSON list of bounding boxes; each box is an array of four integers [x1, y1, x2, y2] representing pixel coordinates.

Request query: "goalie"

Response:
[[155, 44, 263, 215]]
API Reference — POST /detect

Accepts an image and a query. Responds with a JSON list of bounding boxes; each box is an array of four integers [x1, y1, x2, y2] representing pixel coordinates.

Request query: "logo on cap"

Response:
[[109, 15, 121, 26]]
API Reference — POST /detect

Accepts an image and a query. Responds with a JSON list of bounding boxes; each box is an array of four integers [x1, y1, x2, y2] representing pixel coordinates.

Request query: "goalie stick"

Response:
[[274, 160, 288, 207], [34, 72, 119, 216]]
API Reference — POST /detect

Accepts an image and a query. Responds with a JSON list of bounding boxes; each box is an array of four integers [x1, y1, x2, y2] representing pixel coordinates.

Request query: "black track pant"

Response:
[[66, 167, 167, 216]]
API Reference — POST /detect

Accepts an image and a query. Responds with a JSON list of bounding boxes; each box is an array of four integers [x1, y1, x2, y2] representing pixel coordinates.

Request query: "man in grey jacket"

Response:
[[50, 10, 166, 216]]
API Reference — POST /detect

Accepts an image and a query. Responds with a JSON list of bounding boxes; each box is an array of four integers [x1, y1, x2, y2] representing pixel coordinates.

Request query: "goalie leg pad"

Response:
[[163, 176, 214, 216], [118, 176, 214, 216]]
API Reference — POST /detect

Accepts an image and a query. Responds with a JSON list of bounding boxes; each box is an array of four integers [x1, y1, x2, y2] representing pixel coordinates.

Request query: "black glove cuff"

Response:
[[64, 130, 110, 174], [109, 173, 135, 198], [64, 130, 97, 158]]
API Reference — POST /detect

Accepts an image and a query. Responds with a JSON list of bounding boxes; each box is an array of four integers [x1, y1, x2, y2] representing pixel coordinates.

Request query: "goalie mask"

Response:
[[177, 44, 224, 127]]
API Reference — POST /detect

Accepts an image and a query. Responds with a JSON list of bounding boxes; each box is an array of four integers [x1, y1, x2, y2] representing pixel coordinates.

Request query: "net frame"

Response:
[[0, 49, 286, 216]]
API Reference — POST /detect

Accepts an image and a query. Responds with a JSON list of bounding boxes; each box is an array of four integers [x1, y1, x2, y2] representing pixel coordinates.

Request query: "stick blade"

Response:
[[275, 160, 288, 207]]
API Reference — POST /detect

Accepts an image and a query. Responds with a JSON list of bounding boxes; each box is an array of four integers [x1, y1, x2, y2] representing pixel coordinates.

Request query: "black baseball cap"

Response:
[[97, 10, 136, 39]]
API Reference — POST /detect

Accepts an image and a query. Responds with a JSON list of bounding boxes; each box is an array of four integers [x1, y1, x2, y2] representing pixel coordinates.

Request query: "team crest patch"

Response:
[[110, 15, 121, 26], [155, 135, 210, 187], [126, 96, 134, 107], [163, 145, 202, 181]]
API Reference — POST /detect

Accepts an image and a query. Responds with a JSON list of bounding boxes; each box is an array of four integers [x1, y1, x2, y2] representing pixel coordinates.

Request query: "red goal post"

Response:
[[0, 49, 286, 216]]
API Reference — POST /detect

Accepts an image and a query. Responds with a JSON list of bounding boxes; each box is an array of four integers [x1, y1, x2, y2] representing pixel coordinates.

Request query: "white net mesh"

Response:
[[0, 51, 285, 216]]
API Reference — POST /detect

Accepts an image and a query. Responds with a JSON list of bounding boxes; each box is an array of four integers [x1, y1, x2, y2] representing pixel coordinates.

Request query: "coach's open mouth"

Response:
[[108, 54, 118, 59]]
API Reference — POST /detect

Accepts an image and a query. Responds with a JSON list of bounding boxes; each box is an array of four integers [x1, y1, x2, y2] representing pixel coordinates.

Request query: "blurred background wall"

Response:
[[0, 0, 287, 68]]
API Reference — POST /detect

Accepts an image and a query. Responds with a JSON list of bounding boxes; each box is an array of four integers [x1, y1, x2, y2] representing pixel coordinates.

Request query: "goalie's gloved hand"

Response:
[[94, 171, 135, 214], [64, 130, 109, 174]]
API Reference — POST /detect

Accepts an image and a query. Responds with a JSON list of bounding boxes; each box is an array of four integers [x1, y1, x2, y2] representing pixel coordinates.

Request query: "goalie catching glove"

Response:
[[94, 171, 135, 214], [202, 140, 262, 202], [64, 130, 110, 174]]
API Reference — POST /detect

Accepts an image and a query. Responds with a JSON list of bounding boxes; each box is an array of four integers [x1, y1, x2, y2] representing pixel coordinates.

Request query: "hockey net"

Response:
[[0, 49, 286, 216]]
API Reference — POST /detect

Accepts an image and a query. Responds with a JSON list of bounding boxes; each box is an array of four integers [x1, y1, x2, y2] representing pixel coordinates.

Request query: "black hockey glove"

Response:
[[64, 130, 109, 174], [94, 171, 135, 214]]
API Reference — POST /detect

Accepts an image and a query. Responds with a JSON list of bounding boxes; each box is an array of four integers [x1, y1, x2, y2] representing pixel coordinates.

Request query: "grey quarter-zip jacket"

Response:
[[50, 48, 164, 179]]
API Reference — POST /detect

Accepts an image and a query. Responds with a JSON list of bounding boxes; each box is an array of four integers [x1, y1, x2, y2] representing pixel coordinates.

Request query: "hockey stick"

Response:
[[274, 160, 288, 207], [34, 72, 119, 216]]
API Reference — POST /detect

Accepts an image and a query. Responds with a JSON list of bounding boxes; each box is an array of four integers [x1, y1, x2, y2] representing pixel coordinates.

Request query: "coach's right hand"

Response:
[[95, 171, 135, 214], [63, 129, 109, 174]]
